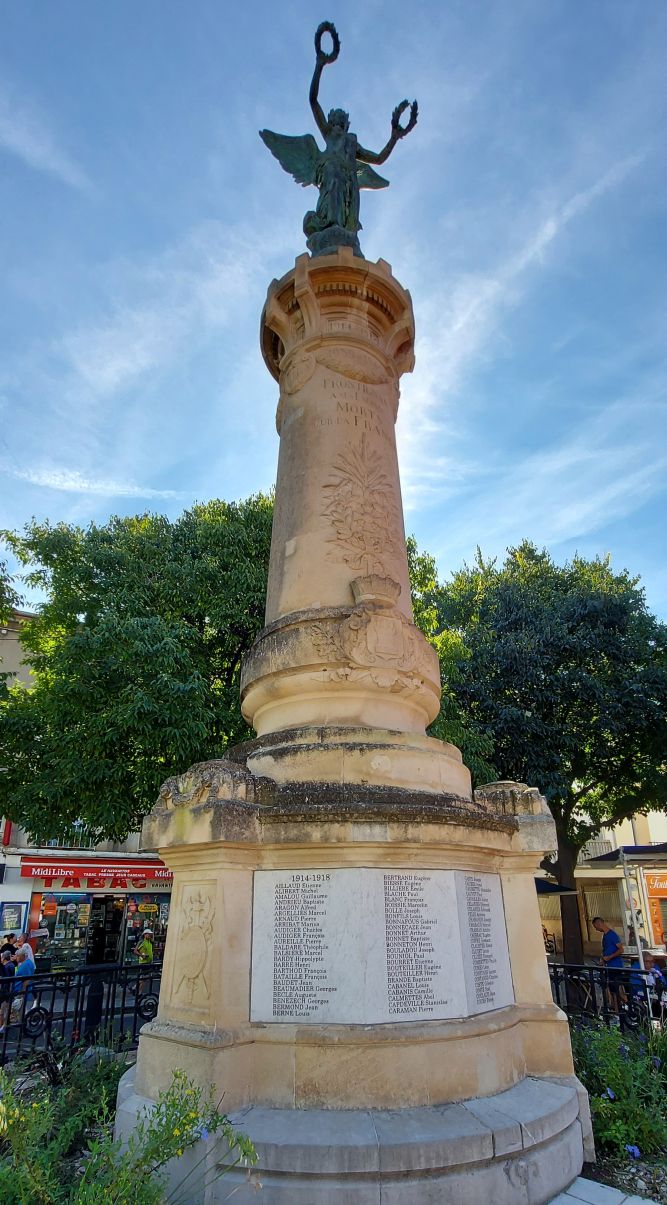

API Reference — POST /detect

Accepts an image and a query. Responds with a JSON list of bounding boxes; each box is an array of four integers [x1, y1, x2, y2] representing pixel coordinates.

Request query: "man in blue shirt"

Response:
[[13, 948, 35, 1014], [592, 916, 625, 1009]]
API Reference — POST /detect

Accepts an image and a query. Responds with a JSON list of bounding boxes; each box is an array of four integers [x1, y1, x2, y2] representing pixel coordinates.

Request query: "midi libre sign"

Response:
[[20, 857, 173, 889]]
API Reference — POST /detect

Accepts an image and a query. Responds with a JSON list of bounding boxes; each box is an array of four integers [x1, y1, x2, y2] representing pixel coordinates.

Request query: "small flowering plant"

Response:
[[570, 1019, 667, 1160], [0, 1062, 256, 1204], [75, 1069, 257, 1203], [0, 1071, 62, 1203]]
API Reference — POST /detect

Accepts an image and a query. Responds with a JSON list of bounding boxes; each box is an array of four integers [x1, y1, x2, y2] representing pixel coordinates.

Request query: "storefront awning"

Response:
[[535, 878, 578, 896], [20, 856, 172, 882], [587, 844, 667, 867]]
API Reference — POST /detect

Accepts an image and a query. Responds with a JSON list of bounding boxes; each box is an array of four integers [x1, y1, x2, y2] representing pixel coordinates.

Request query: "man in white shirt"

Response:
[[14, 934, 35, 968]]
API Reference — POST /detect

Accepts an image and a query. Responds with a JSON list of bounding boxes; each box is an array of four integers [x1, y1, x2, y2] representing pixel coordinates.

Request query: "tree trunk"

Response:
[[557, 838, 585, 965]]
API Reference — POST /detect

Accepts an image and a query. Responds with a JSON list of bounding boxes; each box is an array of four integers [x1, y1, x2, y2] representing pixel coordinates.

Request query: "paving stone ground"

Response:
[[551, 1175, 662, 1204]]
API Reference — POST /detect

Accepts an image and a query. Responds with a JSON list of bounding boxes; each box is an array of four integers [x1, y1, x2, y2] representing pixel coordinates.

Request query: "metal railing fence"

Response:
[[0, 962, 162, 1065], [549, 962, 666, 1029]]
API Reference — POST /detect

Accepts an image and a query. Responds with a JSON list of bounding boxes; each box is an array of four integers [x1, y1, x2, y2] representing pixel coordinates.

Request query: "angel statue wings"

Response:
[[260, 21, 418, 258]]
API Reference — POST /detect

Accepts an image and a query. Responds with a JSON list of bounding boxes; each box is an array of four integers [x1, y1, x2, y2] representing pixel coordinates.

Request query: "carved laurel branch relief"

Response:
[[173, 886, 215, 1006], [322, 433, 402, 577], [322, 663, 425, 693]]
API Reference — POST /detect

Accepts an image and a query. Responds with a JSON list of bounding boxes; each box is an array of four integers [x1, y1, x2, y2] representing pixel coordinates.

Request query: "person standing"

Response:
[[592, 916, 625, 1008], [0, 934, 16, 956], [87, 923, 106, 964], [14, 934, 35, 966], [0, 951, 16, 1032], [135, 928, 153, 995], [629, 952, 667, 1017], [12, 949, 35, 1018]]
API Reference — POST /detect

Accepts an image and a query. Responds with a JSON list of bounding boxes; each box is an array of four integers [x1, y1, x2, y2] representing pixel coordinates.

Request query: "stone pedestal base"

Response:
[[119, 771, 589, 1203], [116, 1068, 588, 1204]]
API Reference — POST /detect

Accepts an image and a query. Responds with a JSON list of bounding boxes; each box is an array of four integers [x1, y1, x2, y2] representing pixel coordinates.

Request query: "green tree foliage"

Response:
[[0, 559, 24, 696], [407, 538, 496, 784], [437, 541, 667, 962], [0, 558, 22, 624], [0, 498, 273, 841]]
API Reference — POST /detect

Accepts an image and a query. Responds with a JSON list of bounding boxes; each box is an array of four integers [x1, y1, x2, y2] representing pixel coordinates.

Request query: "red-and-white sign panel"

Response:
[[20, 857, 172, 888]]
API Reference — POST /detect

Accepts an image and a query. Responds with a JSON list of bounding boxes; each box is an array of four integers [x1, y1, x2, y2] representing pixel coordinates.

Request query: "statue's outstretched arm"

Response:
[[310, 21, 340, 139], [357, 99, 418, 165]]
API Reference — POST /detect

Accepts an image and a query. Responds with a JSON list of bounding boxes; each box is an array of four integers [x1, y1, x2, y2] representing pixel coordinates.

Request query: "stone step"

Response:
[[214, 1076, 583, 1204]]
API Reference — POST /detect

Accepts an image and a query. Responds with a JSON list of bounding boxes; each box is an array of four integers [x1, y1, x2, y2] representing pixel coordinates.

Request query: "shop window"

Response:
[[35, 893, 92, 970], [31, 889, 171, 970]]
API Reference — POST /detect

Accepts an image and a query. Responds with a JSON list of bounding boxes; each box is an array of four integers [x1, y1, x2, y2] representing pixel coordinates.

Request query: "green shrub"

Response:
[[570, 1019, 667, 1159], [0, 1056, 256, 1204]]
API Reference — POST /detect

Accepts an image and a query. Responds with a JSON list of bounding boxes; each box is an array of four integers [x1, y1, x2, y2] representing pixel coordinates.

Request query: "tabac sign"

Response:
[[20, 857, 173, 889]]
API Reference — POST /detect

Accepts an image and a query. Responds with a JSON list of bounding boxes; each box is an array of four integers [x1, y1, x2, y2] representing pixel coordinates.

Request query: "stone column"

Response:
[[241, 249, 442, 740]]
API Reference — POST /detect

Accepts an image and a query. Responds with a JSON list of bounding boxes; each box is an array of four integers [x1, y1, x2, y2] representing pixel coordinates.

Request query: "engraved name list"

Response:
[[251, 868, 514, 1025]]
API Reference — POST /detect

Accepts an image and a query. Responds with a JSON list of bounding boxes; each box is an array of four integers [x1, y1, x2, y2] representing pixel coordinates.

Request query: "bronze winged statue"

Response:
[[260, 21, 418, 258]]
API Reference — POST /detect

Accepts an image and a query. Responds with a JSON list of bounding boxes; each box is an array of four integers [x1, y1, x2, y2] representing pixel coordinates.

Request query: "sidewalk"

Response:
[[552, 1177, 662, 1204]]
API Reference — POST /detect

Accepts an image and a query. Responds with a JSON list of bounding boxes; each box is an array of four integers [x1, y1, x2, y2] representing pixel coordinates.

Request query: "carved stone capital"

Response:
[[260, 250, 415, 386], [241, 601, 440, 737]]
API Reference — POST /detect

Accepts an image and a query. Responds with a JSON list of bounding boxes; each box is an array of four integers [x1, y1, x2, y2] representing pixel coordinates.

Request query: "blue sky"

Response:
[[1, 1, 666, 617]]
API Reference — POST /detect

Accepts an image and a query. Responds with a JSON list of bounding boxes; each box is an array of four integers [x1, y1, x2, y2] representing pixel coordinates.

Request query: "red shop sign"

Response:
[[20, 857, 172, 885]]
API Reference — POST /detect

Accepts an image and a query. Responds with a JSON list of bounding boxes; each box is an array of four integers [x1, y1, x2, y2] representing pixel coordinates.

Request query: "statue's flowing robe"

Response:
[[259, 127, 389, 236]]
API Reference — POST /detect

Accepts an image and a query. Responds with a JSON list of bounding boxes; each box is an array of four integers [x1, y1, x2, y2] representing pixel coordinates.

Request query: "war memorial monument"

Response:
[[116, 21, 592, 1203]]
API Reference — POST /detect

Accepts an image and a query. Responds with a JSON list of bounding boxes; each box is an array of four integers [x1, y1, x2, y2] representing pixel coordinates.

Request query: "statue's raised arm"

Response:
[[356, 100, 419, 166], [259, 19, 418, 259], [309, 22, 340, 138]]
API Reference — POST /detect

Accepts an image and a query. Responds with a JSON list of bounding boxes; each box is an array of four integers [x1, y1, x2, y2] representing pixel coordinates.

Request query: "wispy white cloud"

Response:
[[57, 220, 291, 397], [61, 305, 180, 397], [398, 153, 645, 509], [0, 216, 295, 524], [0, 84, 90, 190], [2, 461, 181, 499], [433, 396, 667, 566]]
